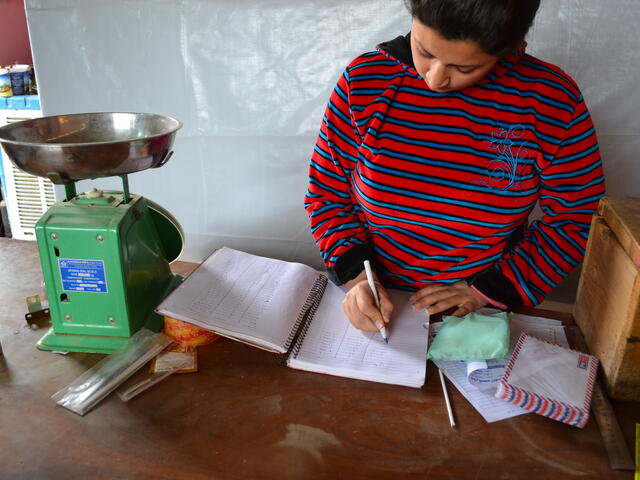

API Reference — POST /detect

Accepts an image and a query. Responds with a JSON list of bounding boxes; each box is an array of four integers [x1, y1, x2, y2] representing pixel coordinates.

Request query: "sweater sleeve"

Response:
[[469, 94, 605, 309], [304, 69, 373, 284]]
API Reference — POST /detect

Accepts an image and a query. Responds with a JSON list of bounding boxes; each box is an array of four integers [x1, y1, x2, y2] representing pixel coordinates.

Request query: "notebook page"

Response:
[[157, 247, 319, 352], [288, 282, 429, 387]]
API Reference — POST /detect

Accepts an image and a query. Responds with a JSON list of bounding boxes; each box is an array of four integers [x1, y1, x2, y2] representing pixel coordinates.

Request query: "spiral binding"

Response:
[[278, 273, 328, 364]]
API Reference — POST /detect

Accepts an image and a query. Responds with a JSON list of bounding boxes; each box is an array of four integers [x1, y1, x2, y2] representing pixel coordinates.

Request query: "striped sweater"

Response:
[[304, 35, 605, 309]]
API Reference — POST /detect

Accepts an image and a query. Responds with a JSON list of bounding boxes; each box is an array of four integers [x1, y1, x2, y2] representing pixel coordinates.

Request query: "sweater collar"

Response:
[[377, 33, 526, 84]]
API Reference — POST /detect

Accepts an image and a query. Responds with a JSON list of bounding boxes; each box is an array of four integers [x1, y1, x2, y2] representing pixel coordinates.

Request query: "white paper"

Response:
[[467, 358, 508, 389], [157, 247, 320, 352], [436, 359, 529, 423], [465, 314, 568, 389], [433, 313, 569, 423], [289, 283, 430, 388]]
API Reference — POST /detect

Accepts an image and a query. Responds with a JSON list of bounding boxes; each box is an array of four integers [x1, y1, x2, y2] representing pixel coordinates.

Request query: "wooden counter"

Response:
[[0, 238, 637, 479]]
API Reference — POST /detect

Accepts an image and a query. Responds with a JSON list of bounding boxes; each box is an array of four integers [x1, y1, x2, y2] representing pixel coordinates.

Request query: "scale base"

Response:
[[36, 310, 166, 354], [37, 328, 132, 354], [36, 274, 183, 354]]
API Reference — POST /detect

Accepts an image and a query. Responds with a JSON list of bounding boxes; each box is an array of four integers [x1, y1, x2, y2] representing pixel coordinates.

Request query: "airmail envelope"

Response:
[[495, 333, 598, 428]]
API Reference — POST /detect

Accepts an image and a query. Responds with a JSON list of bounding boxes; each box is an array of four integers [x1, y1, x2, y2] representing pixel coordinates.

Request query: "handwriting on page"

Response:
[[185, 254, 282, 330], [314, 328, 389, 367], [160, 247, 321, 351], [295, 283, 426, 375], [300, 321, 422, 373]]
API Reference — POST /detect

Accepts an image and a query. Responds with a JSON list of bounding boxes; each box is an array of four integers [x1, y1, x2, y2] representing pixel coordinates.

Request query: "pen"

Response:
[[438, 368, 456, 428], [363, 260, 389, 343]]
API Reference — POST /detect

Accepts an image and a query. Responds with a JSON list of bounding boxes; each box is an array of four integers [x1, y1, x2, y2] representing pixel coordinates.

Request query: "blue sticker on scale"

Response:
[[58, 259, 108, 293]]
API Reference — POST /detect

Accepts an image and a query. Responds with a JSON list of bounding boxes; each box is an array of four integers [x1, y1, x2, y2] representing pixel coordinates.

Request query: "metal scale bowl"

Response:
[[0, 112, 184, 353]]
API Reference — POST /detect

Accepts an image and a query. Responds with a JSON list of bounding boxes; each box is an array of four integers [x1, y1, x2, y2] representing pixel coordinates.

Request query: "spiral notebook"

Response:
[[156, 247, 429, 388]]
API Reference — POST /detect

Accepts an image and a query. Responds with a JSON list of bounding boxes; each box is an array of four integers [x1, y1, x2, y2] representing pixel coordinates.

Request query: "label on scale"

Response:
[[58, 259, 108, 293]]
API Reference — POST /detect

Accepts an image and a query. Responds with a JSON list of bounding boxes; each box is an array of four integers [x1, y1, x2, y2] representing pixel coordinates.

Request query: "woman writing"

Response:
[[305, 0, 605, 333]]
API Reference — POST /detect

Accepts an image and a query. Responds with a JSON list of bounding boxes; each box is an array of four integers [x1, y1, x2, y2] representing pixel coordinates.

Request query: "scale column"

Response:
[[120, 175, 130, 203], [64, 183, 77, 201]]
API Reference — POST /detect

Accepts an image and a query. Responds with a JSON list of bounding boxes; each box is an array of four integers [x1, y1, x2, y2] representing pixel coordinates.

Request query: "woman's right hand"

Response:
[[342, 269, 394, 332]]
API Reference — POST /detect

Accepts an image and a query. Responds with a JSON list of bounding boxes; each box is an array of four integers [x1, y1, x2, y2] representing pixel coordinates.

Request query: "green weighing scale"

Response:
[[0, 112, 184, 353]]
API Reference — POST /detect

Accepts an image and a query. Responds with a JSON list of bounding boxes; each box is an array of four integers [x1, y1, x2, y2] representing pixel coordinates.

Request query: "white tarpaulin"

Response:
[[25, 0, 639, 277]]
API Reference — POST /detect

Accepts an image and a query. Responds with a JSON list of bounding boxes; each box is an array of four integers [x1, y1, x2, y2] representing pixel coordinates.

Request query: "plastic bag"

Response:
[[52, 329, 172, 415]]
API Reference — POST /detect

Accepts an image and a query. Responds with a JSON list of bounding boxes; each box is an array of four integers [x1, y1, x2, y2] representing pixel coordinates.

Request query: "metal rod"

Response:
[[64, 183, 77, 201], [121, 175, 130, 203]]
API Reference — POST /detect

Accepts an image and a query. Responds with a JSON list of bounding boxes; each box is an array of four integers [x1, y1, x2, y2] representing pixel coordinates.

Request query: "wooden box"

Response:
[[574, 196, 640, 401]]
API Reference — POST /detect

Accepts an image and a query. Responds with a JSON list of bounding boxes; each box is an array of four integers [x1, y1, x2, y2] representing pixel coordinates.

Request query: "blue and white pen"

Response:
[[363, 260, 389, 344]]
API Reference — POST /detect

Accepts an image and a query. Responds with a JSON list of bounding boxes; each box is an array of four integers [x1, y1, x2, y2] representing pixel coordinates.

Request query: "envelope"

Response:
[[495, 333, 598, 428]]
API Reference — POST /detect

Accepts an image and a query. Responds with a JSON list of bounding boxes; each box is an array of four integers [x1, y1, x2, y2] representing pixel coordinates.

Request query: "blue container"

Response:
[[9, 66, 29, 96]]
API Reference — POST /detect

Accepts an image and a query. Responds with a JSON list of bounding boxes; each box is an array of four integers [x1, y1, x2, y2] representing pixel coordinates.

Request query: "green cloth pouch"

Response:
[[427, 312, 510, 361]]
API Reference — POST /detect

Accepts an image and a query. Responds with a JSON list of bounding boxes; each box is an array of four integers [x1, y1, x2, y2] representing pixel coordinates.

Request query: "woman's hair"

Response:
[[405, 0, 541, 56]]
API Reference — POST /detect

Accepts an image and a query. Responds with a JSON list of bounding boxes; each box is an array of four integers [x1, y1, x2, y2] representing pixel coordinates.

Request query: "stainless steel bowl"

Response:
[[0, 112, 182, 184]]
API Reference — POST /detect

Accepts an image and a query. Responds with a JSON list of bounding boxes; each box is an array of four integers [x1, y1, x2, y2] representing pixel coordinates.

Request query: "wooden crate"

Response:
[[574, 196, 640, 401]]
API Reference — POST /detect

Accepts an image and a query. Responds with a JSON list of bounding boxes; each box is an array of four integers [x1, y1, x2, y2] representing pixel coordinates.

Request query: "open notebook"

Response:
[[156, 247, 429, 388]]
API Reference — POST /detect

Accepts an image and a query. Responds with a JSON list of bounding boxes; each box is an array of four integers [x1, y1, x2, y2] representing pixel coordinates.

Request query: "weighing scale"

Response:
[[0, 112, 184, 353]]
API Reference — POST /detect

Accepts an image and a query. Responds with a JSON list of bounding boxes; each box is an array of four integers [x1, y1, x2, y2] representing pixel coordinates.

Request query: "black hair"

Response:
[[405, 0, 541, 56]]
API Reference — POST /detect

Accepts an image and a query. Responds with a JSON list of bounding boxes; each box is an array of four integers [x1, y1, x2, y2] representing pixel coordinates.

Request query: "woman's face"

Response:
[[410, 19, 499, 92]]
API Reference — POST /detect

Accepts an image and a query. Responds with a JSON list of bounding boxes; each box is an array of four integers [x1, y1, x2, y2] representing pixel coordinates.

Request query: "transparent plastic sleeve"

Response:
[[51, 329, 173, 415], [116, 361, 190, 402]]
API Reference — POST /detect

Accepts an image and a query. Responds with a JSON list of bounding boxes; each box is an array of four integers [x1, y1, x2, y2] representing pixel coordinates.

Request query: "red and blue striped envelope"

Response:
[[495, 333, 598, 428]]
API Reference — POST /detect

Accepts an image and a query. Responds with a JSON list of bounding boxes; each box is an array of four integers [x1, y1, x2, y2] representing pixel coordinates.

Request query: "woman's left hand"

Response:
[[409, 281, 488, 317]]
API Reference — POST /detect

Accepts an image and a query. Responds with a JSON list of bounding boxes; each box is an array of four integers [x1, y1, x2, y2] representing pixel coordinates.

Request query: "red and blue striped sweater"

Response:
[[304, 35, 605, 310]]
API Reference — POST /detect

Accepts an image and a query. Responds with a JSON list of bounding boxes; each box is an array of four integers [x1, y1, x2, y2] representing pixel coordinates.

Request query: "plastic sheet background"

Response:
[[25, 0, 639, 277]]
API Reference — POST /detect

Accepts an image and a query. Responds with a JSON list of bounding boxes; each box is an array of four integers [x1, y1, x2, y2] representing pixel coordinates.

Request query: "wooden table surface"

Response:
[[0, 238, 638, 480]]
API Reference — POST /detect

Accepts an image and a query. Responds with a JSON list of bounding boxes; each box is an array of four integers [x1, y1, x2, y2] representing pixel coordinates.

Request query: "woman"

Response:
[[304, 0, 605, 333]]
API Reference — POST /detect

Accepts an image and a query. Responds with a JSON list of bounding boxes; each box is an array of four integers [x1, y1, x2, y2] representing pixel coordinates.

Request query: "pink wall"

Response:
[[0, 0, 33, 66]]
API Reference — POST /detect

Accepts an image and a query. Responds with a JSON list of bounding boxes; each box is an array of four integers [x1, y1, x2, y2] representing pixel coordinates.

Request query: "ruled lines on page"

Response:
[[159, 247, 320, 351], [289, 282, 429, 386]]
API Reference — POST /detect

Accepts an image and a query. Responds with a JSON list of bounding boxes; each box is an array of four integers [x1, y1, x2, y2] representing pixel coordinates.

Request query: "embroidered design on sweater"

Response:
[[478, 124, 529, 191]]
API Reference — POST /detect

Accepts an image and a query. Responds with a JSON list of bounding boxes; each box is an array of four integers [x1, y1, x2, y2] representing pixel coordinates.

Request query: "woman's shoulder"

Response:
[[515, 53, 583, 103], [343, 47, 408, 79]]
